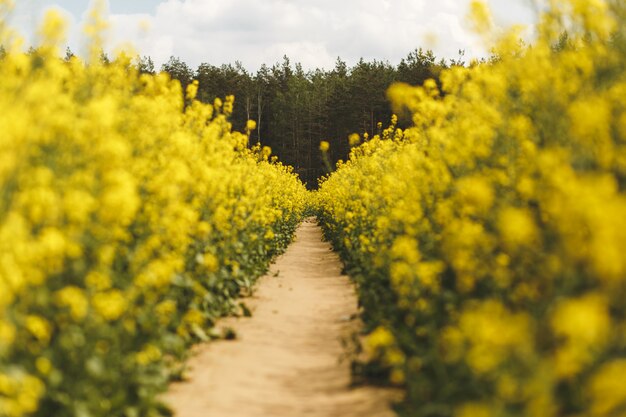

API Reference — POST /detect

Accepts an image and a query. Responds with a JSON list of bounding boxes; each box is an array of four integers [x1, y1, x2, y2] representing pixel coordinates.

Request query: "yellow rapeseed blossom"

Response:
[[455, 402, 491, 417], [35, 357, 52, 376], [455, 176, 494, 215], [55, 286, 89, 321], [367, 326, 394, 350], [0, 8, 307, 411], [24, 316, 51, 344], [348, 133, 361, 146], [315, 2, 626, 415], [551, 294, 610, 378], [92, 290, 127, 321], [202, 252, 219, 272], [587, 359, 626, 417], [182, 308, 204, 327], [460, 300, 532, 374], [135, 344, 162, 366], [498, 207, 538, 249], [186, 80, 199, 100]]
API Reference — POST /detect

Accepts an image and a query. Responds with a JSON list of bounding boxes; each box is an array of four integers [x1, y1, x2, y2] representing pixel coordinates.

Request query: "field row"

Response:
[[0, 20, 307, 416], [316, 2, 626, 417]]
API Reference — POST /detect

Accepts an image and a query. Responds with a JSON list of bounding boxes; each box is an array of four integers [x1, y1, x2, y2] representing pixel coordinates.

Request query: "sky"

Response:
[[6, 0, 538, 72]]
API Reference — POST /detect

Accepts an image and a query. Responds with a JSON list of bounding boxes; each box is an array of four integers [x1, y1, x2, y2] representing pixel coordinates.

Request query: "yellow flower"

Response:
[[0, 11, 308, 415], [390, 236, 420, 263], [588, 359, 626, 417], [37, 227, 67, 273], [186, 80, 199, 100], [155, 300, 177, 325], [0, 322, 16, 346], [85, 271, 112, 291], [135, 344, 162, 365], [25, 316, 52, 343], [460, 300, 532, 374], [18, 375, 45, 414], [182, 308, 204, 327], [455, 176, 494, 215], [551, 294, 610, 378], [498, 207, 538, 249], [319, 141, 330, 152], [55, 286, 89, 321], [455, 402, 491, 417], [202, 253, 219, 272], [552, 294, 610, 346], [367, 326, 394, 350], [35, 357, 52, 376], [92, 290, 127, 321]]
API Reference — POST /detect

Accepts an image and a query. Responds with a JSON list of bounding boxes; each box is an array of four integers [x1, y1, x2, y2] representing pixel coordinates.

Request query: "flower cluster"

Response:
[[0, 9, 307, 417], [316, 1, 626, 416]]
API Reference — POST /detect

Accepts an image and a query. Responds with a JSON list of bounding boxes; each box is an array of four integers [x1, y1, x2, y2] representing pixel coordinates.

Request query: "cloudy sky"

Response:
[[7, 0, 538, 71]]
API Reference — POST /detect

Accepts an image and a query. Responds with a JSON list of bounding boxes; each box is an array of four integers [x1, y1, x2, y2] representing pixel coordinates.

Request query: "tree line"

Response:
[[142, 49, 468, 188], [0, 44, 461, 187]]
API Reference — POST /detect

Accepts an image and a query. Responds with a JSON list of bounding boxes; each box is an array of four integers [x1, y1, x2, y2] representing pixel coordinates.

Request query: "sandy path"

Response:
[[163, 218, 398, 417]]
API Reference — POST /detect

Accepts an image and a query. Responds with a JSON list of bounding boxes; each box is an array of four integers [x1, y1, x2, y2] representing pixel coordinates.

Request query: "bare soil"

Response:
[[163, 218, 399, 417]]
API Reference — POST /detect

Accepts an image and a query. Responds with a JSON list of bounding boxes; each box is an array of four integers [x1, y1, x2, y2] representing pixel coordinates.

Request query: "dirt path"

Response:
[[164, 218, 398, 417]]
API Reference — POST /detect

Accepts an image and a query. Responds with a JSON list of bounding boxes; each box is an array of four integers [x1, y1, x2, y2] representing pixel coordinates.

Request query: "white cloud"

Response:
[[8, 0, 537, 71], [262, 41, 335, 70]]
